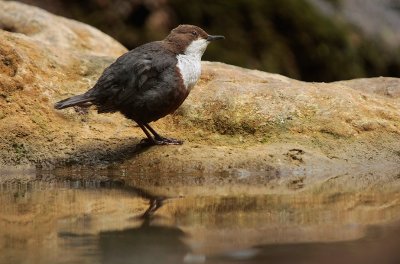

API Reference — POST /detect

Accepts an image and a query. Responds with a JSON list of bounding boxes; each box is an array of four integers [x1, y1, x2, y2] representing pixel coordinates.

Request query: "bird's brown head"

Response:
[[165, 25, 224, 55]]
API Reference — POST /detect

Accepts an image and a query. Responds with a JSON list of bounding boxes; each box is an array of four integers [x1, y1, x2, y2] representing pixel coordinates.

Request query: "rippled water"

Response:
[[1, 169, 400, 264]]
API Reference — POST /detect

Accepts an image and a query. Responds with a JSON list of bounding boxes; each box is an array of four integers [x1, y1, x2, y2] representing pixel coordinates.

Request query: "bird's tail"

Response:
[[54, 93, 95, 109]]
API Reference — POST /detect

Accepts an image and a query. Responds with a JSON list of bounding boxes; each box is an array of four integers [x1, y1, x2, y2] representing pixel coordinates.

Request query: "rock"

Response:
[[0, 1, 127, 57], [0, 1, 399, 190], [0, 1, 128, 165], [335, 77, 400, 98]]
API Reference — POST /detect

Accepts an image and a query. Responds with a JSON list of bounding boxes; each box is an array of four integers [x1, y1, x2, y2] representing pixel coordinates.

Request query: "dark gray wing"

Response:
[[86, 41, 175, 113]]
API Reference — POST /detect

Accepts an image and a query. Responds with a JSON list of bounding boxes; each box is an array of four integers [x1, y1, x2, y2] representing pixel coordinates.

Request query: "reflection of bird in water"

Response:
[[59, 213, 189, 264], [98, 222, 189, 264], [141, 197, 165, 219], [101, 181, 189, 263], [59, 180, 190, 264]]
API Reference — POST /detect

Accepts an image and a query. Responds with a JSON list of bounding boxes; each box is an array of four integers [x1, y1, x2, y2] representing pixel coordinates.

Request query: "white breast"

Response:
[[176, 38, 209, 91], [177, 54, 201, 91]]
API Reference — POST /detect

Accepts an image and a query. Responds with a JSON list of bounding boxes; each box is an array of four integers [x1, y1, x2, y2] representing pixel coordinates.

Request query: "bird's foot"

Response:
[[157, 137, 184, 145], [140, 137, 183, 146]]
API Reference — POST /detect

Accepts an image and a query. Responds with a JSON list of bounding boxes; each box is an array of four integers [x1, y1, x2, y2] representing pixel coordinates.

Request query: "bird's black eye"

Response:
[[191, 31, 198, 36]]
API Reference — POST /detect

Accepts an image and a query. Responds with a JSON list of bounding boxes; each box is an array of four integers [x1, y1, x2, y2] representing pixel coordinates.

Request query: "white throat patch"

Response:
[[176, 39, 209, 91]]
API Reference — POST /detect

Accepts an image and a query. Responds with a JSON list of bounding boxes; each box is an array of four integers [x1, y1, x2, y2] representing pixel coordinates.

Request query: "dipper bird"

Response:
[[54, 25, 224, 145]]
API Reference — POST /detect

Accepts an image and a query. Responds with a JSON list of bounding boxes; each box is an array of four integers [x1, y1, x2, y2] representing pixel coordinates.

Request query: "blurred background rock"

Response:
[[12, 0, 400, 82]]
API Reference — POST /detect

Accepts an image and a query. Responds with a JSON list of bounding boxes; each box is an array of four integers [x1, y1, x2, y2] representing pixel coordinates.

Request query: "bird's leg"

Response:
[[138, 123, 157, 145], [144, 123, 183, 145]]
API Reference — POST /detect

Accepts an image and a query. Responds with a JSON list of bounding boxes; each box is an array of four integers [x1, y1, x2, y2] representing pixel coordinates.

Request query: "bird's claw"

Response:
[[140, 137, 183, 146]]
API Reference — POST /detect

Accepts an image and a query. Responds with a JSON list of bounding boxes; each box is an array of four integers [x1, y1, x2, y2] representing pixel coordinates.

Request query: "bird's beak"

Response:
[[207, 35, 225, 41]]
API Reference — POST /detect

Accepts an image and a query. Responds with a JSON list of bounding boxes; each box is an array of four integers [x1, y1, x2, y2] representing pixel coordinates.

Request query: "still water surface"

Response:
[[1, 169, 400, 264]]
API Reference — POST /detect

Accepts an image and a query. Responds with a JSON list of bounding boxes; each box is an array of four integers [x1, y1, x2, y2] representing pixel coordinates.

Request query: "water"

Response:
[[1, 169, 400, 264]]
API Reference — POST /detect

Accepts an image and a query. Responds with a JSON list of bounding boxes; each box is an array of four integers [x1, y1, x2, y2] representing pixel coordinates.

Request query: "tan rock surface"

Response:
[[0, 1, 399, 190], [0, 0, 127, 57]]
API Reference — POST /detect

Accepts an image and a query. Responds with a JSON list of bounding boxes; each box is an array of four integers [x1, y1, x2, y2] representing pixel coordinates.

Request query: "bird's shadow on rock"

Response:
[[46, 138, 154, 167]]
